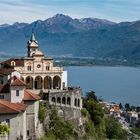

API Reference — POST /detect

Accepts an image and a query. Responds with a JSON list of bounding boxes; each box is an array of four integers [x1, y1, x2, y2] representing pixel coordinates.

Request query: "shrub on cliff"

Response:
[[49, 109, 74, 140], [105, 117, 127, 139], [0, 124, 10, 135], [38, 102, 46, 123]]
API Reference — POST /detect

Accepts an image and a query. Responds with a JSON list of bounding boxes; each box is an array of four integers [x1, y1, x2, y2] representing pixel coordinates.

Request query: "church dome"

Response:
[[34, 50, 44, 56]]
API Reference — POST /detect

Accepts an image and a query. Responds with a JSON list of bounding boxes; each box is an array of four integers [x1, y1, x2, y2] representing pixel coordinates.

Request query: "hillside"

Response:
[[0, 14, 140, 61]]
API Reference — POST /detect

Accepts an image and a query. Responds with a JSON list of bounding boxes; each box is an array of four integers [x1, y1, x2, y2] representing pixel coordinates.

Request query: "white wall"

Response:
[[0, 111, 27, 140], [10, 86, 24, 103], [62, 71, 67, 88], [11, 71, 21, 79], [35, 101, 39, 130]]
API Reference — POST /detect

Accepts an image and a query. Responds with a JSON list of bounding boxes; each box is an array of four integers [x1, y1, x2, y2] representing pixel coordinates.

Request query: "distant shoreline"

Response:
[[1, 56, 140, 67]]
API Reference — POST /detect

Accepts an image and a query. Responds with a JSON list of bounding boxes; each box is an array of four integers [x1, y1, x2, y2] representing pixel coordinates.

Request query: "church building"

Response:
[[1, 32, 67, 91]]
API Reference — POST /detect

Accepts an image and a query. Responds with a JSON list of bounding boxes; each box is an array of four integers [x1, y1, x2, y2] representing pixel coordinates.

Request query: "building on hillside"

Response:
[[0, 100, 27, 140], [0, 72, 40, 140]]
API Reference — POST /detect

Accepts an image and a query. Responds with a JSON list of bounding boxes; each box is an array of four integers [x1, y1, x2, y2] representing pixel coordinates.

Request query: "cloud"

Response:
[[0, 0, 140, 24]]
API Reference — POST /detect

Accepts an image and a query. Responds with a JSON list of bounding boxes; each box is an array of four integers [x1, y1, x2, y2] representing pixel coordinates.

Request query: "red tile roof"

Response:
[[0, 100, 27, 114], [1, 58, 24, 67], [23, 90, 40, 101], [11, 78, 25, 86], [0, 68, 14, 75]]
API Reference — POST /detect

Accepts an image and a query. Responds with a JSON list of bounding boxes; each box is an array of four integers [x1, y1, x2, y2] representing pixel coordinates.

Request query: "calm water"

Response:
[[65, 66, 140, 106]]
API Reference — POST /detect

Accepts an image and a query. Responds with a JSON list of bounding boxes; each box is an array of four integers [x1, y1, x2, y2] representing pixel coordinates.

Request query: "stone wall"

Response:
[[0, 112, 26, 140], [48, 87, 83, 109]]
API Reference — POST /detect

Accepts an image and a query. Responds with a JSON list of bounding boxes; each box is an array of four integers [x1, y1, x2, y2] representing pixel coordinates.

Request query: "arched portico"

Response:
[[26, 76, 33, 89], [44, 76, 52, 89], [62, 97, 66, 104], [53, 76, 61, 89], [57, 97, 61, 104], [34, 76, 43, 89], [75, 98, 77, 106], [67, 97, 71, 105]]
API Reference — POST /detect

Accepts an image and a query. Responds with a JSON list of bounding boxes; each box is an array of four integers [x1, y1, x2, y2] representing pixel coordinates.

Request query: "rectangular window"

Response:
[[16, 90, 19, 96], [6, 119, 10, 126], [27, 66, 32, 71], [46, 66, 50, 71], [0, 95, 4, 99], [6, 119, 10, 123], [27, 130, 29, 136], [1, 80, 3, 84]]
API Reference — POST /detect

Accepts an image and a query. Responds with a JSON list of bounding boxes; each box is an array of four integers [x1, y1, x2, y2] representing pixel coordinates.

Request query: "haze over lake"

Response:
[[66, 66, 140, 106]]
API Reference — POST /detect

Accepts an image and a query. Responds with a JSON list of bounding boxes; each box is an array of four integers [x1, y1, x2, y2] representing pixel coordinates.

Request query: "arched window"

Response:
[[78, 99, 80, 107], [26, 76, 33, 89], [11, 61, 16, 66], [67, 97, 71, 105], [46, 66, 50, 71], [34, 76, 43, 89], [57, 97, 61, 104], [62, 97, 66, 104], [53, 76, 61, 89], [75, 98, 77, 106], [44, 76, 52, 89], [51, 97, 56, 103], [27, 66, 32, 71]]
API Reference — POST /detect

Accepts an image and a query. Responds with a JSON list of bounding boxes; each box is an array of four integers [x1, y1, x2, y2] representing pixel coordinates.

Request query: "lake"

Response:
[[65, 66, 140, 106]]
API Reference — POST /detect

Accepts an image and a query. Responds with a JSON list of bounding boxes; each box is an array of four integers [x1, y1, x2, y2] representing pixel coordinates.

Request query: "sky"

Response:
[[0, 0, 140, 24]]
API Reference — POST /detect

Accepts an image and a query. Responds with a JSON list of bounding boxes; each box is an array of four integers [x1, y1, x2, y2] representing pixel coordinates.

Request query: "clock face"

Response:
[[37, 64, 41, 68]]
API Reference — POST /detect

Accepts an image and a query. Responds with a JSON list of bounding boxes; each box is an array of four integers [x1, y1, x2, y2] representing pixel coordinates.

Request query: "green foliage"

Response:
[[131, 128, 140, 136], [84, 120, 97, 140], [0, 124, 10, 135], [39, 133, 56, 140], [83, 91, 128, 139], [119, 102, 123, 109], [39, 89, 44, 99], [38, 102, 46, 123], [83, 93, 106, 139], [125, 103, 130, 111], [131, 120, 140, 136], [49, 108, 74, 140], [86, 90, 98, 102], [81, 108, 89, 117], [105, 117, 127, 139], [84, 99, 104, 126]]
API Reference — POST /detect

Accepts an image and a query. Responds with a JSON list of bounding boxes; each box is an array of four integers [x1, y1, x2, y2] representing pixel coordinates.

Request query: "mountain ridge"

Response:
[[0, 14, 140, 61]]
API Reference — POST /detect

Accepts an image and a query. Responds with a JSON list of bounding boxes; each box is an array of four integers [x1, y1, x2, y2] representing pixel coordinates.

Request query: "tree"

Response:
[[84, 99, 104, 126], [86, 90, 98, 102], [84, 120, 97, 139], [136, 106, 140, 112], [39, 89, 44, 99], [105, 117, 127, 139], [131, 106, 136, 111], [38, 102, 46, 123], [49, 109, 74, 140], [125, 103, 130, 111], [119, 103, 123, 109]]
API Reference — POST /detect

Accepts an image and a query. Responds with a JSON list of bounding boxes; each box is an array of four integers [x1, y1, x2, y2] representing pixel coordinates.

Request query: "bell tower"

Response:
[[27, 32, 38, 57]]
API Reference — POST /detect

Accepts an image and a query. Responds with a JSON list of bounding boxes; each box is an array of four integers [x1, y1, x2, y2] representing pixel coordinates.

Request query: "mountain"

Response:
[[0, 14, 140, 61]]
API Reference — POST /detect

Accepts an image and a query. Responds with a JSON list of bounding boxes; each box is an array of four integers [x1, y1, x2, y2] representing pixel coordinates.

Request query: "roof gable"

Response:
[[23, 90, 40, 101], [11, 78, 25, 86]]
